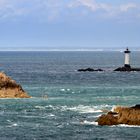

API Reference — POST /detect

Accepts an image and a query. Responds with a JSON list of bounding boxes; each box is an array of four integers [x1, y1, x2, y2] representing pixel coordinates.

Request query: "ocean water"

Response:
[[0, 51, 140, 140]]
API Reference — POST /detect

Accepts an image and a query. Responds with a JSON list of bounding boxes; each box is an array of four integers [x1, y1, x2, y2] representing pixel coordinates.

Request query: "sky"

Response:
[[0, 0, 140, 50]]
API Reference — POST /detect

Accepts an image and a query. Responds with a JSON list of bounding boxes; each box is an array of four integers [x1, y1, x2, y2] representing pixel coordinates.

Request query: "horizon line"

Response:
[[0, 48, 140, 52]]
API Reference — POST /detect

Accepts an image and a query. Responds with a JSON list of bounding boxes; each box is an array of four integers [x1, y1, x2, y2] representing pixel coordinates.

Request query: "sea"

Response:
[[0, 51, 140, 140]]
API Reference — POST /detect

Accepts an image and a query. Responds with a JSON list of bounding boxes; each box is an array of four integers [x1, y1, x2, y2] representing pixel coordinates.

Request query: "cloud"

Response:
[[120, 3, 137, 12], [70, 0, 139, 13], [69, 0, 140, 20], [0, 0, 31, 19], [70, 0, 99, 11], [69, 0, 111, 12], [0, 0, 139, 22]]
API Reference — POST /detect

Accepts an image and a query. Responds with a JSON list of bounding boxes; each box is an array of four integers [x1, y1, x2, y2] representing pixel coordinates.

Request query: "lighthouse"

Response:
[[124, 48, 131, 68]]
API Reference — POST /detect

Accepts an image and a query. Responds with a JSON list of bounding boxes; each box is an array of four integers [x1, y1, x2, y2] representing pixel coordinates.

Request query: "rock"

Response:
[[101, 109, 110, 113], [96, 112, 118, 126], [78, 68, 104, 72], [113, 106, 128, 113], [0, 72, 31, 98], [131, 104, 140, 109], [117, 108, 140, 125], [96, 105, 140, 126], [92, 68, 103, 72], [78, 68, 94, 72], [114, 65, 140, 72]]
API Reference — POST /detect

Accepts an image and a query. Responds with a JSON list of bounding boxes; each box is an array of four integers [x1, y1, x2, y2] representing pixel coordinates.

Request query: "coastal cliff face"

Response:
[[0, 72, 31, 98], [96, 105, 140, 126]]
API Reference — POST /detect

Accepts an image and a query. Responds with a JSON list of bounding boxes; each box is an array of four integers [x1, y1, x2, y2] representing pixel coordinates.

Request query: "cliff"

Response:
[[0, 72, 31, 98], [96, 105, 140, 126]]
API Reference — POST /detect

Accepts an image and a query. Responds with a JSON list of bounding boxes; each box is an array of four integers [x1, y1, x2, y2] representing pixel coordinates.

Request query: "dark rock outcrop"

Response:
[[78, 66, 140, 72], [78, 68, 104, 72], [132, 104, 140, 109], [96, 105, 140, 126], [114, 65, 140, 72], [0, 72, 31, 98]]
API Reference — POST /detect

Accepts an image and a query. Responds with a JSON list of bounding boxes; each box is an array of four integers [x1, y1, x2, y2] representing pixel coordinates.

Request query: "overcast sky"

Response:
[[0, 0, 140, 50]]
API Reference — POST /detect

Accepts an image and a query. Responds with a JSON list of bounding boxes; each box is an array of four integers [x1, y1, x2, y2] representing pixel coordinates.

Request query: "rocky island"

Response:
[[0, 72, 31, 98], [78, 68, 104, 72], [114, 65, 140, 72], [114, 48, 140, 71], [96, 105, 140, 126], [78, 48, 140, 72]]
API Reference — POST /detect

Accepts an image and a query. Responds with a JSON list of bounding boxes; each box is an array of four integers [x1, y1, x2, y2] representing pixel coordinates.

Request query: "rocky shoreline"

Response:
[[96, 105, 140, 126], [0, 72, 31, 98]]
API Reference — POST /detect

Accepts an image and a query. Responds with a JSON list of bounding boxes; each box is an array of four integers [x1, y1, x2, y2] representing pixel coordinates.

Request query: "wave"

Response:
[[81, 122, 140, 127], [35, 106, 46, 110], [48, 113, 55, 117], [111, 124, 140, 128], [60, 88, 71, 92], [34, 104, 112, 114], [111, 105, 117, 112], [80, 120, 140, 127], [116, 124, 140, 128], [81, 120, 98, 126], [92, 115, 102, 118], [65, 105, 103, 113], [7, 123, 18, 128], [19, 113, 55, 119]]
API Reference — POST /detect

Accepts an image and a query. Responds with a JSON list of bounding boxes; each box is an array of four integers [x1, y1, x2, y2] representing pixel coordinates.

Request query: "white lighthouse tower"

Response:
[[124, 48, 131, 68]]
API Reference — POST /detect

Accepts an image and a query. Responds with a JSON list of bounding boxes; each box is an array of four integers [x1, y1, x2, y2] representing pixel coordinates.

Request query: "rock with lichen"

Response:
[[96, 105, 140, 126], [0, 72, 31, 98]]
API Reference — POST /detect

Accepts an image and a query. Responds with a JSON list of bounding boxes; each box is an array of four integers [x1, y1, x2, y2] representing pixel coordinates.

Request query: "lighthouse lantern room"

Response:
[[124, 48, 131, 68]]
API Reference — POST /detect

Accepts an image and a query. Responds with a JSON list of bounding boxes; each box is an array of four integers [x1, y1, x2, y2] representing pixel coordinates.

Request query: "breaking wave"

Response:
[[116, 124, 140, 128], [34, 104, 112, 114], [81, 120, 98, 126]]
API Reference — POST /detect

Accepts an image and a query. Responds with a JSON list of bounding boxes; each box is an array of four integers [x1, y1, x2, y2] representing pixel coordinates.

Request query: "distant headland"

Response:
[[78, 48, 140, 72]]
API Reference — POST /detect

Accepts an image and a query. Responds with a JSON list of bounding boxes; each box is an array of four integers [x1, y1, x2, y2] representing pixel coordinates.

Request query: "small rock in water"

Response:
[[78, 68, 104, 72]]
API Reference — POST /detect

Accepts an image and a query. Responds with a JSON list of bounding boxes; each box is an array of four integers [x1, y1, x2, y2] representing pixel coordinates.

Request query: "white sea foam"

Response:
[[60, 88, 71, 92], [35, 106, 46, 110], [57, 124, 64, 128], [48, 114, 55, 117], [7, 123, 18, 128], [81, 120, 98, 126], [60, 89, 65, 91], [43, 104, 113, 114], [62, 105, 111, 113], [81, 122, 140, 127], [19, 115, 42, 118], [12, 123, 18, 127], [111, 105, 117, 112], [67, 106, 102, 113], [92, 115, 101, 118], [34, 104, 113, 114], [117, 124, 140, 128]]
